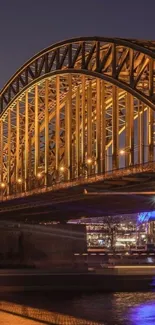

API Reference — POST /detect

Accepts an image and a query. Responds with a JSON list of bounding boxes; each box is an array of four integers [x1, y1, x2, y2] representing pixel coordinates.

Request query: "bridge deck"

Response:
[[0, 170, 154, 221]]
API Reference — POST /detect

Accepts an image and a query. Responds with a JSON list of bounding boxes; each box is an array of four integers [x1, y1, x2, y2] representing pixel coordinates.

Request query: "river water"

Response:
[[1, 292, 155, 324]]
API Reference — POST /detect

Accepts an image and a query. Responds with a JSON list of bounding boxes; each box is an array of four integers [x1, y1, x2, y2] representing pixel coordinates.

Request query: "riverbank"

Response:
[[0, 268, 155, 292]]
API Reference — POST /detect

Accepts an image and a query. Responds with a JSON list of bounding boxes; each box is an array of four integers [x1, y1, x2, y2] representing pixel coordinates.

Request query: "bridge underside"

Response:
[[0, 170, 155, 222]]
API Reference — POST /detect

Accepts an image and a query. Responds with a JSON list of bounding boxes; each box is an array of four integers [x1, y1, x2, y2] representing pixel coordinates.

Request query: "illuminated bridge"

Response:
[[1, 37, 155, 220]]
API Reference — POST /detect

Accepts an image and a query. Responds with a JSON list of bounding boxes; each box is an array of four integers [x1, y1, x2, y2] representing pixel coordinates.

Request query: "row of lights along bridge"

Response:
[[0, 148, 127, 192]]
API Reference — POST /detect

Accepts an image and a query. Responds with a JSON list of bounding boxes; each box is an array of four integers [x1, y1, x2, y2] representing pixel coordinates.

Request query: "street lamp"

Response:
[[17, 178, 22, 184], [17, 178, 22, 193], [119, 149, 125, 156], [87, 158, 92, 165], [35, 171, 44, 189], [59, 166, 65, 172], [37, 172, 42, 179], [0, 182, 5, 201], [0, 182, 5, 189]]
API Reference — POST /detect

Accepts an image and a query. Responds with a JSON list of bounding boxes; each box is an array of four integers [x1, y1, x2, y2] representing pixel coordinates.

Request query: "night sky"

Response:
[[0, 0, 155, 89]]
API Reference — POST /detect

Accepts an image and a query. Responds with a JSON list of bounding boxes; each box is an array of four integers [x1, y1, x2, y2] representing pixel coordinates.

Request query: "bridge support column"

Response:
[[96, 79, 101, 173], [7, 109, 11, 195], [125, 93, 134, 166], [141, 103, 145, 164], [148, 107, 154, 162], [29, 136, 32, 190], [65, 74, 72, 180], [81, 75, 86, 173], [125, 93, 129, 167], [56, 76, 60, 173], [35, 85, 39, 178], [87, 81, 92, 176], [138, 101, 142, 164], [76, 86, 80, 177], [101, 80, 106, 174], [112, 85, 119, 170], [45, 79, 49, 187], [138, 101, 145, 165], [25, 91, 29, 192], [16, 101, 20, 191], [0, 120, 3, 184]]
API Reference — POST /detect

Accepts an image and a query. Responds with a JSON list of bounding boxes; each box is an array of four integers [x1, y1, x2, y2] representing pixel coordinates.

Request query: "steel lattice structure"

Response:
[[0, 36, 155, 196]]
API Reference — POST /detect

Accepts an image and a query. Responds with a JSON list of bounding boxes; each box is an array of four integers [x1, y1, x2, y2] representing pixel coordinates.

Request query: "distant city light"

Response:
[[116, 238, 136, 242], [138, 211, 155, 223]]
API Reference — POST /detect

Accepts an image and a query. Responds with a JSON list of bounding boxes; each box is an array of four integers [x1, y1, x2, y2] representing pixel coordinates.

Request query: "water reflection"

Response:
[[1, 292, 155, 324], [129, 302, 155, 325]]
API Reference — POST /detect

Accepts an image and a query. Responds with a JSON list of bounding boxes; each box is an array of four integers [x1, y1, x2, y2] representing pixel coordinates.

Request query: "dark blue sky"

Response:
[[0, 0, 154, 89]]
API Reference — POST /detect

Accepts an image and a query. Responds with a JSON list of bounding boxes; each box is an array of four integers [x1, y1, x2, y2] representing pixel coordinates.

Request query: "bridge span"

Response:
[[0, 167, 154, 221], [0, 37, 155, 220]]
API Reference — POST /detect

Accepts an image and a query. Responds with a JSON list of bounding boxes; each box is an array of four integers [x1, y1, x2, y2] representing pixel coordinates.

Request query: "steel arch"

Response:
[[1, 37, 155, 112], [0, 37, 155, 198]]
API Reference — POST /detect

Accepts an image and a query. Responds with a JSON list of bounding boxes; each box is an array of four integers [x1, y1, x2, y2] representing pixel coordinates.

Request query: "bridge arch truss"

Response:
[[0, 37, 155, 195]]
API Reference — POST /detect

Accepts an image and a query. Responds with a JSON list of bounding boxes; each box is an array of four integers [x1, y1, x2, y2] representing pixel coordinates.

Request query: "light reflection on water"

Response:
[[129, 303, 155, 325], [112, 293, 155, 325], [1, 292, 155, 324]]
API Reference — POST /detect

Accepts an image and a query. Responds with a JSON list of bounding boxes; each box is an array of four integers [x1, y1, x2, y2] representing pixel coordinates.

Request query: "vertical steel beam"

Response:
[[81, 75, 86, 167], [125, 93, 134, 166], [0, 120, 3, 183], [7, 109, 11, 195], [65, 74, 72, 180], [35, 84, 39, 176], [112, 44, 116, 78], [149, 58, 153, 98], [96, 79, 101, 173], [130, 49, 134, 88], [21, 146, 24, 187], [55, 76, 60, 171], [148, 107, 154, 161], [45, 79, 49, 186], [29, 136, 32, 190], [76, 86, 80, 177], [112, 85, 119, 169], [141, 103, 145, 163], [130, 97, 134, 166], [125, 94, 129, 167], [87, 81, 92, 175], [101, 81, 106, 173], [16, 101, 20, 185], [137, 101, 141, 164], [25, 91, 29, 191], [149, 58, 154, 162]]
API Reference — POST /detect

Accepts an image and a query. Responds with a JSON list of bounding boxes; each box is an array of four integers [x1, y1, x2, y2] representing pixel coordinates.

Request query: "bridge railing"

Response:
[[1, 161, 155, 202]]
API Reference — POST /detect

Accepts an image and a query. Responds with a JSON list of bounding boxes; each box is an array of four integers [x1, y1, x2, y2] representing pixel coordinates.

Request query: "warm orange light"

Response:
[[59, 166, 65, 172], [87, 158, 92, 164], [37, 172, 42, 178], [120, 150, 125, 155], [0, 183, 5, 188], [17, 178, 22, 184]]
